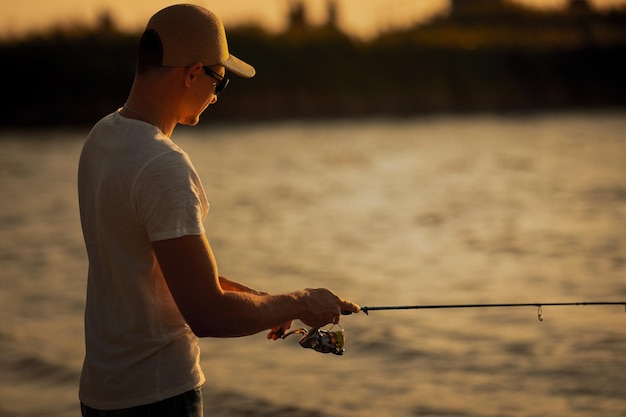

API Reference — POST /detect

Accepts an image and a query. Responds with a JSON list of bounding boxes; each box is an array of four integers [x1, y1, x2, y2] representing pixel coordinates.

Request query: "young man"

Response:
[[77, 4, 359, 416]]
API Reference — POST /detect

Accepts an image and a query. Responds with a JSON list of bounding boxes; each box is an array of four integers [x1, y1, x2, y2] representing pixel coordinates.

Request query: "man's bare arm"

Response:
[[152, 234, 359, 338], [219, 276, 266, 295]]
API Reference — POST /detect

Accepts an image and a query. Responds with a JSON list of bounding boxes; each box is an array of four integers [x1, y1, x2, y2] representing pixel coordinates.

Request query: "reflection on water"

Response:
[[0, 112, 625, 417]]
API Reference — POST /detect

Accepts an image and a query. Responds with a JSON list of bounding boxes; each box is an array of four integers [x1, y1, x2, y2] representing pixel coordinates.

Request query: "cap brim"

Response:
[[223, 55, 255, 78]]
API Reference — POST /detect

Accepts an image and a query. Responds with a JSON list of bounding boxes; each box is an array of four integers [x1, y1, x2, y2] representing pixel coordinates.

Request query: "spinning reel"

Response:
[[280, 325, 346, 355]]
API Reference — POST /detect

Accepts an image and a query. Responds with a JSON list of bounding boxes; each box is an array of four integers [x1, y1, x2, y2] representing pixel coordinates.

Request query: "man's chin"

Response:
[[181, 116, 200, 126]]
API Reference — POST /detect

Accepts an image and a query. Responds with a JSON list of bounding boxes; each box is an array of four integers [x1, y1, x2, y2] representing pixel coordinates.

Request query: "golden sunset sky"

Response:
[[2, 0, 626, 39]]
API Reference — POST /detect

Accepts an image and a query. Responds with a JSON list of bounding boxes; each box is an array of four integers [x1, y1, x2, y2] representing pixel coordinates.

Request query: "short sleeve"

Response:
[[133, 149, 209, 242]]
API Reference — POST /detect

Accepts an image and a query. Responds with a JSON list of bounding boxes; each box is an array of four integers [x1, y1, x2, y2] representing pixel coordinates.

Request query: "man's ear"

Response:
[[185, 63, 204, 87]]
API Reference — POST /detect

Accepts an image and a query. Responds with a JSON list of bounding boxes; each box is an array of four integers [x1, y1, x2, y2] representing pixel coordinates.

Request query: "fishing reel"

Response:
[[280, 325, 345, 355]]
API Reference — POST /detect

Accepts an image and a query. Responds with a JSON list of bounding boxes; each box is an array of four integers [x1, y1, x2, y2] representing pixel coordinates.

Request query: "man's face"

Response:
[[180, 65, 225, 126]]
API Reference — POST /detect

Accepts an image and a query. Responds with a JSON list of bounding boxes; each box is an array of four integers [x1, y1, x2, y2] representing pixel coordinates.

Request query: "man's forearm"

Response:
[[219, 276, 267, 296]]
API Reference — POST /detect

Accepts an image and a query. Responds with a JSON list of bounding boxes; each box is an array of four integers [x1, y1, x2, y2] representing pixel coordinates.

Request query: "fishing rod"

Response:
[[353, 301, 626, 317], [281, 301, 626, 355]]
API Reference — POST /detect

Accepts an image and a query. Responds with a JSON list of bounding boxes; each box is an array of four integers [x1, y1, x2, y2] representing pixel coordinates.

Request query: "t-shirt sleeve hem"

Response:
[[149, 226, 206, 242]]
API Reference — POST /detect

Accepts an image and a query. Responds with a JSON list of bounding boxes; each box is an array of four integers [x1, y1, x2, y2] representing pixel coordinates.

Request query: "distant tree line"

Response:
[[1, 2, 625, 128]]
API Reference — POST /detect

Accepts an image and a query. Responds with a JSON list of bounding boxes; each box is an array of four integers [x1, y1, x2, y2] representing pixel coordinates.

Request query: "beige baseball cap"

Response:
[[142, 4, 255, 78]]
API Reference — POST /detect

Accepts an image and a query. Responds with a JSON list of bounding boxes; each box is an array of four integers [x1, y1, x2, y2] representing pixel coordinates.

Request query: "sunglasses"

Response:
[[203, 67, 230, 95]]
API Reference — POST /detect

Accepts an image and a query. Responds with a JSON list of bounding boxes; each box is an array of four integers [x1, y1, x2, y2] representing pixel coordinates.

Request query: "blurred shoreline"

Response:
[[1, 1, 625, 128]]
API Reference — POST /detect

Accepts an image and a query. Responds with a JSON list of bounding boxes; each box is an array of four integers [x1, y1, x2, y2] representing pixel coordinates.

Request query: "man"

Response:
[[77, 4, 359, 416]]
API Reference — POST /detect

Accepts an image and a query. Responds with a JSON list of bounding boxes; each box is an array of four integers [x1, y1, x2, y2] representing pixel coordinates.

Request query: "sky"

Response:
[[2, 0, 626, 39]]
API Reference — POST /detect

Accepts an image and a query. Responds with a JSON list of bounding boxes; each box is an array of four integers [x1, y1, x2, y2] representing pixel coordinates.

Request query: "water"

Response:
[[1, 112, 625, 417]]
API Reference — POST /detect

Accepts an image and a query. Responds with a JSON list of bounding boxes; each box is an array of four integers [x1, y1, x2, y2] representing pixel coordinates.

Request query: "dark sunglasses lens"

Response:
[[216, 78, 229, 95]]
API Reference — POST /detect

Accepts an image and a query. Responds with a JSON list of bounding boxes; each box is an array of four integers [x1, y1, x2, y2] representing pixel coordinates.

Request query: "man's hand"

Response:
[[297, 288, 360, 329], [266, 288, 360, 340], [266, 320, 293, 340]]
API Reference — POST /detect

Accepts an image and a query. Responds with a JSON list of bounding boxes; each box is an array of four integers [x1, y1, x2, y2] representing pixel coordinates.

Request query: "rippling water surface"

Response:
[[1, 112, 625, 417]]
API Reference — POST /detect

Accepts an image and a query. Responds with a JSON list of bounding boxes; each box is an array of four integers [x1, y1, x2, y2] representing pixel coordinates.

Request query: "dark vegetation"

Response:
[[1, 0, 625, 128]]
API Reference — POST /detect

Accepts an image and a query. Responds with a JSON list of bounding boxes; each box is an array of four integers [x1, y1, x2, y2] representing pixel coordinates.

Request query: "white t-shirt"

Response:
[[78, 111, 208, 410]]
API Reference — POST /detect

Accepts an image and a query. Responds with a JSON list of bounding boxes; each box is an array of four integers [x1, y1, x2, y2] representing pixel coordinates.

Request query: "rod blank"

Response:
[[357, 302, 626, 315]]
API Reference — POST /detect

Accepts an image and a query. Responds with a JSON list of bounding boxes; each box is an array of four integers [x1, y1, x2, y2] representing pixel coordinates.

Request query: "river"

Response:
[[1, 111, 625, 417]]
